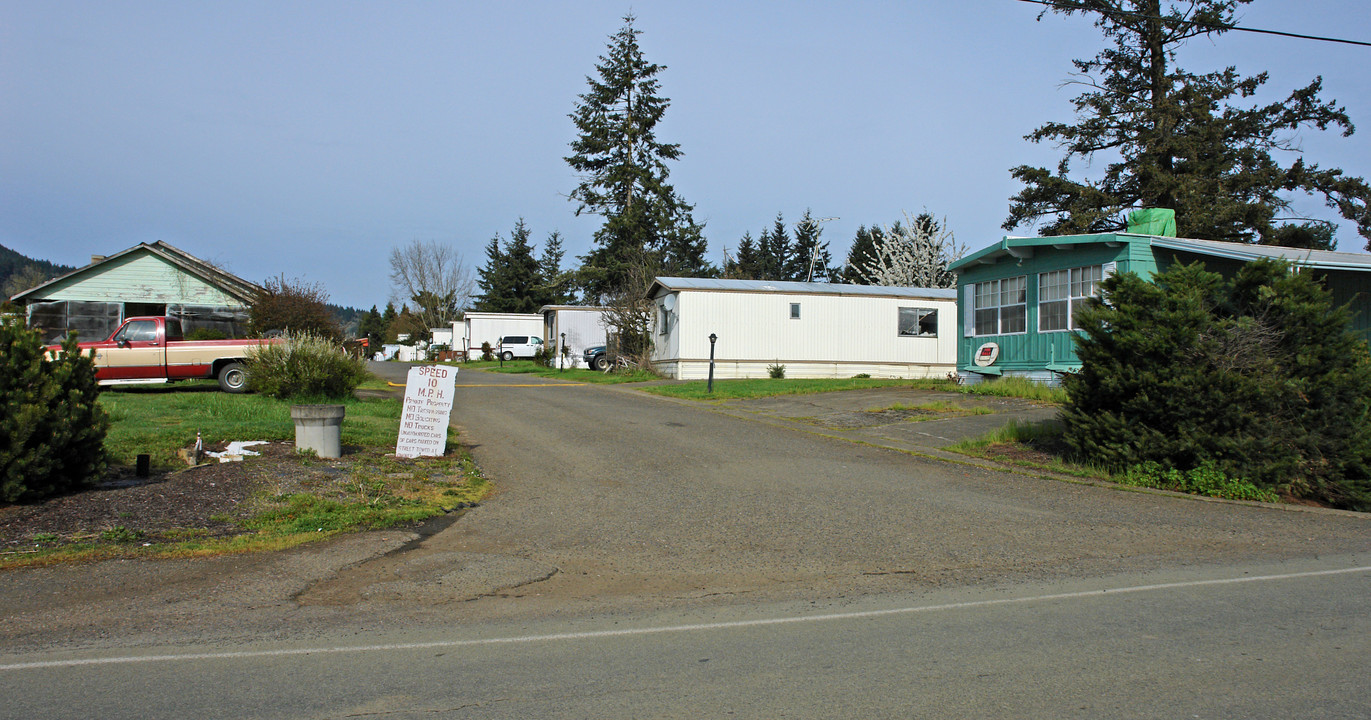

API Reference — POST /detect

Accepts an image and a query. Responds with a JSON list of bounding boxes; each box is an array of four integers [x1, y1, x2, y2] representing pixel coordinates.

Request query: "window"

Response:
[[114, 320, 159, 343], [790, 303, 801, 319], [659, 305, 670, 335], [899, 307, 938, 337], [973, 276, 1026, 336], [1038, 265, 1103, 332]]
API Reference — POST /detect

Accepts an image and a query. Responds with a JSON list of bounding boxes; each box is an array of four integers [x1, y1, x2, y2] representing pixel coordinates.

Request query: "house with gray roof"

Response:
[[10, 240, 262, 343], [645, 277, 958, 379]]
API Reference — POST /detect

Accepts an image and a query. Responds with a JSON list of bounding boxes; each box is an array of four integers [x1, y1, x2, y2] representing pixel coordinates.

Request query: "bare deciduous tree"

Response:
[[598, 251, 659, 368], [388, 240, 474, 332], [855, 212, 966, 288]]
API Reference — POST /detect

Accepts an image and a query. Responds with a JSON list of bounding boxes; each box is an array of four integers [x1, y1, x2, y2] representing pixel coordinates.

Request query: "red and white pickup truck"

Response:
[[49, 316, 281, 393]]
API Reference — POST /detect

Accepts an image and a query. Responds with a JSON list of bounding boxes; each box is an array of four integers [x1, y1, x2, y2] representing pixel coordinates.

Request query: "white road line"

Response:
[[3, 565, 1367, 672]]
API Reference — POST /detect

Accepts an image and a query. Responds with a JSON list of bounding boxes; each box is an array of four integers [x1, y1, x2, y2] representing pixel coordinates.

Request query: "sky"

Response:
[[2, 0, 1368, 310]]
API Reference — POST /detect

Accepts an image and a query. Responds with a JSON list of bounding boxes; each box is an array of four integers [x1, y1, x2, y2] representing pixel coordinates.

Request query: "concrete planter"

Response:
[[290, 404, 346, 459]]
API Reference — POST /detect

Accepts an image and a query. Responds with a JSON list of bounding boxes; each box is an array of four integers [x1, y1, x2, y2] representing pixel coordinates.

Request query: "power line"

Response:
[[1015, 0, 1371, 48]]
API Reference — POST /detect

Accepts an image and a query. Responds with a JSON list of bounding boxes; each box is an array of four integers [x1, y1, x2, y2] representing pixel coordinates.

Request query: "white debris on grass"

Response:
[[207, 441, 271, 463]]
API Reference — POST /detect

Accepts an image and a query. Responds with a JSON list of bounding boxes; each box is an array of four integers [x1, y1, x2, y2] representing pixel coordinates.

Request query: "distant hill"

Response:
[[1, 243, 75, 299]]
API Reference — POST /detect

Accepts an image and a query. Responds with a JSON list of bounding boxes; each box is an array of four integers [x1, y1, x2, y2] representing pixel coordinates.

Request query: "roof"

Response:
[[538, 305, 609, 313], [950, 233, 1371, 274], [647, 277, 958, 300], [1152, 235, 1371, 272], [10, 240, 264, 303]]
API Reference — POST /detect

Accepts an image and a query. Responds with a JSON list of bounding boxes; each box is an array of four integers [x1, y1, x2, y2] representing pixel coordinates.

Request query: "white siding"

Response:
[[652, 288, 957, 379], [543, 307, 610, 358], [38, 252, 241, 305], [460, 313, 544, 355]]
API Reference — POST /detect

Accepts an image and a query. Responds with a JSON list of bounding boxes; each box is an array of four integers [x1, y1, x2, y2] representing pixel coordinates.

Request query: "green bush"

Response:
[[480, 342, 494, 362], [1119, 461, 1279, 503], [246, 332, 370, 400], [532, 344, 555, 367], [186, 327, 229, 341], [767, 363, 786, 379], [1063, 260, 1371, 510], [1, 325, 109, 503]]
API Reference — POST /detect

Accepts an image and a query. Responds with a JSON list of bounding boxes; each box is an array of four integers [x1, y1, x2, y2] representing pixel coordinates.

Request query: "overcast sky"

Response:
[[2, 0, 1367, 309]]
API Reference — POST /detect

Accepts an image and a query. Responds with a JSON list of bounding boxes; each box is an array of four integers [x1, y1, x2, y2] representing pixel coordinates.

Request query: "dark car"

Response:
[[583, 345, 610, 371]]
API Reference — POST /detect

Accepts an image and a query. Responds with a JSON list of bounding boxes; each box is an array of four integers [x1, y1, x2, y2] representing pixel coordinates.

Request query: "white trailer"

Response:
[[541, 305, 610, 367], [457, 312, 543, 359], [646, 277, 958, 379]]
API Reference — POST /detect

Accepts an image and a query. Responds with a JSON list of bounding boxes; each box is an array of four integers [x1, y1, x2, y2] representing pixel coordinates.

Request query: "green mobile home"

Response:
[[10, 240, 262, 343], [949, 232, 1371, 384]]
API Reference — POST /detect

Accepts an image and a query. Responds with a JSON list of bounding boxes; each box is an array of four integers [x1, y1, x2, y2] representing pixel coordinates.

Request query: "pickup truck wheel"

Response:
[[500, 351, 514, 361], [592, 354, 611, 372], [217, 362, 249, 393]]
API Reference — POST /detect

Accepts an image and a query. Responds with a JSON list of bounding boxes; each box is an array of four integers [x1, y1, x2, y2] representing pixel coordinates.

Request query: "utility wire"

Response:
[[1015, 0, 1371, 48]]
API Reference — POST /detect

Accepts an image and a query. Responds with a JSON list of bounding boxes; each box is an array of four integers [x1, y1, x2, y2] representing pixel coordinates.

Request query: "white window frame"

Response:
[[789, 302, 801, 320], [1038, 265, 1103, 332], [898, 307, 938, 337], [972, 276, 1027, 336]]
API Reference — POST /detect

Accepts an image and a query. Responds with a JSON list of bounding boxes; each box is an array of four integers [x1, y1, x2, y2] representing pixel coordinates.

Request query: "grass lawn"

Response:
[[2, 376, 489, 568], [439, 359, 659, 384], [641, 375, 1069, 403], [944, 419, 1281, 504]]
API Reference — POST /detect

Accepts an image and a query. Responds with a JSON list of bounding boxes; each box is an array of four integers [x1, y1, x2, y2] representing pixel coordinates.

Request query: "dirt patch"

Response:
[[0, 442, 444, 553]]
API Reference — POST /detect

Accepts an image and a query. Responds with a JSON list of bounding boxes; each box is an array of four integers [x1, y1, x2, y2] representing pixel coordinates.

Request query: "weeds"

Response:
[[1119, 462, 1279, 503]]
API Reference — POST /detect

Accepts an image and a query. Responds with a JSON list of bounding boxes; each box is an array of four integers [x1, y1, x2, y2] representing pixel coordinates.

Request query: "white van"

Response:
[[497, 335, 544, 360]]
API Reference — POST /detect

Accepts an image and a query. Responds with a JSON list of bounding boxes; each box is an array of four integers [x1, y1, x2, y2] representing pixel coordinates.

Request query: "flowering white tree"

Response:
[[854, 212, 965, 288]]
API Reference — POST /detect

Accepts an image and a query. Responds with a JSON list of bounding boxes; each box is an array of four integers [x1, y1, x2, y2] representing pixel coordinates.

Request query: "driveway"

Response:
[[326, 364, 1371, 625]]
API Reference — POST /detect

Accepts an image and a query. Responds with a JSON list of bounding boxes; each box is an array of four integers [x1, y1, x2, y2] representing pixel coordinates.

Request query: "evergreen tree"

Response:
[[381, 302, 397, 329], [757, 214, 792, 281], [1063, 260, 1371, 510], [1006, 0, 1371, 249], [843, 224, 888, 284], [473, 235, 508, 312], [357, 305, 385, 353], [566, 14, 706, 298], [537, 231, 575, 305], [725, 232, 762, 279], [789, 210, 835, 282]]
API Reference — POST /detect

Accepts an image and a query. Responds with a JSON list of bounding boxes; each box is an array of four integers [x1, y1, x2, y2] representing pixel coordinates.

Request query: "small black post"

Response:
[[136, 454, 150, 478], [708, 333, 718, 394], [560, 333, 566, 372]]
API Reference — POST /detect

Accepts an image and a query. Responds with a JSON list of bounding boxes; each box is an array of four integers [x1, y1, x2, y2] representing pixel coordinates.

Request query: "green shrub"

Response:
[[767, 363, 786, 379], [186, 327, 229, 341], [532, 344, 555, 367], [480, 342, 494, 362], [1063, 260, 1371, 510], [1119, 462, 1279, 503], [246, 332, 370, 401], [1, 325, 110, 503]]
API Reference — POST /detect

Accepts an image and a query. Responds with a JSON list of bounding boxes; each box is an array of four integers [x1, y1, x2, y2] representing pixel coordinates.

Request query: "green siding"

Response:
[[957, 235, 1371, 377], [36, 251, 240, 306], [956, 235, 1139, 375]]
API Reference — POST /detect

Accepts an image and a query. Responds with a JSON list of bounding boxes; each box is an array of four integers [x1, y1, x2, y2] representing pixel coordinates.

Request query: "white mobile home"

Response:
[[646, 277, 958, 380], [541, 305, 610, 367], [458, 312, 543, 358]]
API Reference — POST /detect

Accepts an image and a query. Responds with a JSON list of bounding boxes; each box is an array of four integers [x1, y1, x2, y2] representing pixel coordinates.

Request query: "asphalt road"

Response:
[[1, 363, 1368, 718]]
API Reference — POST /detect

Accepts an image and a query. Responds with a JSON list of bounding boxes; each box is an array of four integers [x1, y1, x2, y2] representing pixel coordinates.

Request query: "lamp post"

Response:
[[559, 332, 566, 372], [708, 333, 717, 393], [795, 216, 839, 282]]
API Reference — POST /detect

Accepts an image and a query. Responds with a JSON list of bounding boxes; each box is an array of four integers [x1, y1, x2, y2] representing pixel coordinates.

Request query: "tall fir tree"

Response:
[[757, 214, 792, 281], [474, 220, 544, 313], [725, 232, 762, 279], [538, 230, 575, 305], [566, 14, 707, 299], [788, 210, 835, 282], [843, 224, 886, 284], [1006, 0, 1371, 250]]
